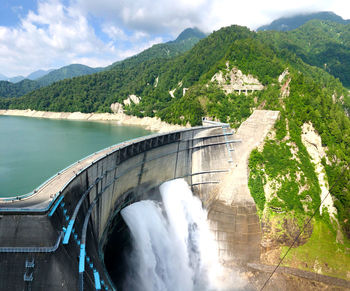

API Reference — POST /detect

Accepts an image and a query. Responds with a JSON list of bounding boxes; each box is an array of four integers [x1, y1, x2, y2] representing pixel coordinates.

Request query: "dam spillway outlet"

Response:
[[104, 179, 247, 291]]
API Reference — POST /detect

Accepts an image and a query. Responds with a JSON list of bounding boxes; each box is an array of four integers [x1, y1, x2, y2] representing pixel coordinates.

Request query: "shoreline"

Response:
[[0, 109, 188, 133]]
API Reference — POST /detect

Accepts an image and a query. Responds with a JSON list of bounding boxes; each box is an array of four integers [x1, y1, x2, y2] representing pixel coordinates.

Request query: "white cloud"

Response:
[[76, 0, 350, 34], [76, 0, 212, 35], [102, 24, 128, 41], [0, 0, 118, 76], [0, 0, 169, 76], [1, 0, 350, 76]]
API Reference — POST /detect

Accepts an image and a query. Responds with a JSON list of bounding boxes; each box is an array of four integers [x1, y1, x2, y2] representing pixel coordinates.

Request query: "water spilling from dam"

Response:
[[117, 179, 247, 291]]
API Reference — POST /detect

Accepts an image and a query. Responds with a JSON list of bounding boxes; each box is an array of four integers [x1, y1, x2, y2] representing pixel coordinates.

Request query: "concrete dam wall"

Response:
[[0, 124, 240, 291]]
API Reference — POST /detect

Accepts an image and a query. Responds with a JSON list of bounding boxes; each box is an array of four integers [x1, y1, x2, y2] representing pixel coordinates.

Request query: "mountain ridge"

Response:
[[258, 11, 350, 31], [0, 27, 205, 98]]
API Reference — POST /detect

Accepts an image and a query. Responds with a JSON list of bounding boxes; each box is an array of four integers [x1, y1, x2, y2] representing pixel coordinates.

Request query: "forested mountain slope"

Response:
[[258, 11, 349, 31], [259, 20, 350, 87], [106, 27, 206, 70], [0, 28, 204, 99], [35, 64, 102, 87], [1, 23, 350, 279], [0, 64, 99, 98]]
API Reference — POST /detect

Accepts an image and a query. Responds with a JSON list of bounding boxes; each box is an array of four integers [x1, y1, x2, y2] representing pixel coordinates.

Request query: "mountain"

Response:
[[174, 27, 207, 42], [0, 74, 25, 83], [0, 79, 39, 98], [0, 64, 101, 98], [2, 24, 350, 278], [0, 74, 7, 81], [0, 28, 204, 98], [8, 76, 25, 83], [27, 69, 54, 80], [0, 70, 52, 84], [258, 19, 350, 87], [36, 64, 101, 87], [258, 11, 350, 31]]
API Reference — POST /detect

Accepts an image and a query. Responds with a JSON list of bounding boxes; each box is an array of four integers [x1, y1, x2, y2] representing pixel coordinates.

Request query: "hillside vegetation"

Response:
[[257, 11, 349, 31], [0, 64, 99, 98], [259, 20, 350, 87]]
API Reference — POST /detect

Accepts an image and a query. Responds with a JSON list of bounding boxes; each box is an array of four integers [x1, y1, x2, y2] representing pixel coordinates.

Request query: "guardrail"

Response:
[[0, 232, 63, 253]]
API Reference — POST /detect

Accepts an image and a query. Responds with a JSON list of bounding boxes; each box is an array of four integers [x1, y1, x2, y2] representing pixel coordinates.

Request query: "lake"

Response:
[[0, 116, 152, 197]]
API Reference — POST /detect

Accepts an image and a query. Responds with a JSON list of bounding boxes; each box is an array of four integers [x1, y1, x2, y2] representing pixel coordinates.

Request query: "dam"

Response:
[[0, 110, 280, 291]]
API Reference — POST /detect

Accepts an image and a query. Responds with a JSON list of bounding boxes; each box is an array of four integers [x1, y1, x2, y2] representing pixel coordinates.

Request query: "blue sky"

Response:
[[1, 0, 349, 77]]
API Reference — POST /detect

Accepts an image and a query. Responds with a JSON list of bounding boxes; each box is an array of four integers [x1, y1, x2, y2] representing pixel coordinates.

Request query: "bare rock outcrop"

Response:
[[123, 94, 141, 106], [211, 62, 264, 95], [301, 122, 337, 219], [110, 102, 123, 114]]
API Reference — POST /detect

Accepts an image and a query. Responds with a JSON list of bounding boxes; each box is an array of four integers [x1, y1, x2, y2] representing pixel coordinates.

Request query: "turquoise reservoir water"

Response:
[[0, 116, 152, 197]]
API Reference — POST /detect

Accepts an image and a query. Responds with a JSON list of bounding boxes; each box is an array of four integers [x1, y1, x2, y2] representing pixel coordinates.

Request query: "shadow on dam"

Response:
[[103, 186, 162, 290], [102, 179, 248, 291], [104, 212, 132, 290]]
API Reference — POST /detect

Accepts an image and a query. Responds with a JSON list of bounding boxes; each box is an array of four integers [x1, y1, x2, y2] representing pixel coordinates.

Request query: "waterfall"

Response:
[[121, 179, 246, 291]]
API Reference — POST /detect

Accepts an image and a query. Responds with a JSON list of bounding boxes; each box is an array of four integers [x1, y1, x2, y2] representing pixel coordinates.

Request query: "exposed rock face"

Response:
[[279, 68, 291, 98], [211, 62, 264, 94], [0, 109, 188, 133], [110, 102, 123, 114], [183, 88, 188, 96], [278, 68, 289, 83], [123, 94, 141, 106], [154, 76, 159, 87], [169, 88, 176, 98], [301, 122, 337, 219]]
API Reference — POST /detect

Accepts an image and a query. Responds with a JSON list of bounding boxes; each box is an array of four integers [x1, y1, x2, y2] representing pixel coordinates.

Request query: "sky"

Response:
[[0, 0, 350, 77]]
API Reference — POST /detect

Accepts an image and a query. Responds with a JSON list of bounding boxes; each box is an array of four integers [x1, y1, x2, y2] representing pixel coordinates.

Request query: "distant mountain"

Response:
[[0, 70, 51, 83], [107, 27, 206, 69], [174, 27, 207, 42], [8, 76, 25, 83], [27, 69, 54, 80], [36, 64, 101, 87], [0, 74, 7, 81], [259, 19, 350, 87], [258, 11, 350, 31], [0, 28, 204, 98], [0, 64, 101, 98], [0, 79, 39, 98]]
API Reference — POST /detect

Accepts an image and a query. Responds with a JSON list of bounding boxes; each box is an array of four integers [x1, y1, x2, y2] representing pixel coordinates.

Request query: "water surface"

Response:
[[0, 116, 152, 197]]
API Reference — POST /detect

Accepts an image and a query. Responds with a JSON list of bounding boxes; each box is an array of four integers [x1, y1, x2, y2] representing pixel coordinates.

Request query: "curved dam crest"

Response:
[[0, 110, 282, 290]]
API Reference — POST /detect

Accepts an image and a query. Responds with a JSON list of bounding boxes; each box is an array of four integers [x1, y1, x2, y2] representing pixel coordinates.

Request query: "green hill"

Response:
[[106, 27, 206, 70], [0, 79, 40, 98], [258, 20, 350, 87], [0, 28, 204, 99], [258, 11, 350, 31], [36, 64, 100, 87]]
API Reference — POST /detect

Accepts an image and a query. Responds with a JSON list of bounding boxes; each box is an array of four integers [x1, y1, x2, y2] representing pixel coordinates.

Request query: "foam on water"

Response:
[[121, 179, 246, 291]]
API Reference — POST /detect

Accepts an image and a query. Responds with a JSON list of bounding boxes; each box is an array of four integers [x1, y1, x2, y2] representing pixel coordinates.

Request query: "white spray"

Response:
[[121, 179, 246, 291]]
